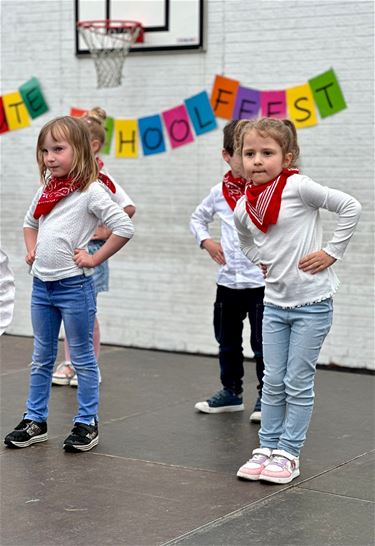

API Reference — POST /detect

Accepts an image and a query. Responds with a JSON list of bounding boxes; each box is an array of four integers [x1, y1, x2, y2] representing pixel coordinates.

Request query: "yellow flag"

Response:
[[286, 84, 317, 128], [115, 120, 138, 158], [3, 92, 30, 130]]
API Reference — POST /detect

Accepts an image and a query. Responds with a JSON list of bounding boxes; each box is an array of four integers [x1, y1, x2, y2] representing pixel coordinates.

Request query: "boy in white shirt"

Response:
[[190, 121, 265, 422]]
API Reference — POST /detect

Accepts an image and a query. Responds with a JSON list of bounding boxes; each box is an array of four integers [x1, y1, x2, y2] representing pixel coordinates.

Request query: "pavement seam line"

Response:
[[158, 485, 303, 546], [297, 486, 375, 504], [158, 450, 375, 546], [287, 449, 375, 489], [90, 450, 247, 474]]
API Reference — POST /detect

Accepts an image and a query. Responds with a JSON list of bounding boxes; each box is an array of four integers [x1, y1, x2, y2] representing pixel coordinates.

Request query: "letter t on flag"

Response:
[[309, 68, 347, 118]]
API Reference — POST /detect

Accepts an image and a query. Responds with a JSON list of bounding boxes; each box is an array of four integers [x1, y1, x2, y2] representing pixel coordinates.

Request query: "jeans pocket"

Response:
[[58, 276, 84, 289]]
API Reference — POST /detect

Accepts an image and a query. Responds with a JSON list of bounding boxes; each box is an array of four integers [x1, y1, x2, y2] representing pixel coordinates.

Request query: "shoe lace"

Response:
[[210, 389, 238, 403], [209, 389, 226, 403]]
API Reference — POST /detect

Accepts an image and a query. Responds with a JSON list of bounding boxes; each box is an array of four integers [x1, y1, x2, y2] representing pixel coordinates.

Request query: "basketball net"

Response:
[[77, 20, 143, 88]]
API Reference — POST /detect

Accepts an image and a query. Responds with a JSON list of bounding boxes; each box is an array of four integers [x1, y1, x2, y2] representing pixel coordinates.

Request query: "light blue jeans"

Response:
[[259, 299, 333, 457], [25, 275, 99, 426]]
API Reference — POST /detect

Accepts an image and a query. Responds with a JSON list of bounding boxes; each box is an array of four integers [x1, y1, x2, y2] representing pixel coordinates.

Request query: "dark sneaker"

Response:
[[194, 388, 244, 413], [249, 396, 262, 423], [63, 421, 99, 452], [4, 418, 48, 448]]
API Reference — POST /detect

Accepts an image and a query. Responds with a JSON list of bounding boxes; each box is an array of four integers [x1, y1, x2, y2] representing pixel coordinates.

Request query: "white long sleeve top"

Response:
[[99, 167, 135, 209], [24, 181, 135, 282], [190, 182, 264, 289], [234, 174, 361, 308]]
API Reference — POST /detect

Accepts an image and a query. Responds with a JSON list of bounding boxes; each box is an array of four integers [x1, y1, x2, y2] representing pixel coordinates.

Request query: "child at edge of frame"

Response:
[[234, 117, 361, 484], [4, 115, 134, 452], [190, 119, 265, 423], [51, 106, 136, 388]]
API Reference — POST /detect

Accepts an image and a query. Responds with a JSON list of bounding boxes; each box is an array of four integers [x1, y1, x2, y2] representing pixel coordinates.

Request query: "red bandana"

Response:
[[245, 168, 299, 233], [222, 170, 247, 211], [96, 158, 116, 194], [33, 177, 81, 219]]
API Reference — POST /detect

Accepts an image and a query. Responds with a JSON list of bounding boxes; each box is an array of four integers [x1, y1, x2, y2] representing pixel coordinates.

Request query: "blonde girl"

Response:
[[52, 107, 136, 387], [4, 116, 134, 452], [234, 118, 361, 484]]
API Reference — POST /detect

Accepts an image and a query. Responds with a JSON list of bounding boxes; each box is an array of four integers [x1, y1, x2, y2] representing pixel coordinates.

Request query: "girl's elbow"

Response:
[[124, 205, 136, 218]]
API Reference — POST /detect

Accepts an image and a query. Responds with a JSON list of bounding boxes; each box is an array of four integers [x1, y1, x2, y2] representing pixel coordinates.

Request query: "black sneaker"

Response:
[[4, 418, 48, 448], [63, 421, 99, 452]]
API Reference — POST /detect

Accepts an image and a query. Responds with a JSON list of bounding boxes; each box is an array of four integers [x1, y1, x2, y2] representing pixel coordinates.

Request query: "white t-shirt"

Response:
[[234, 174, 361, 308], [24, 181, 134, 282]]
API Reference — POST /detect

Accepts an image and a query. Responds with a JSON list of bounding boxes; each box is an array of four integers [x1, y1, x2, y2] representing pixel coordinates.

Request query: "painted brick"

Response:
[[1, 0, 373, 369]]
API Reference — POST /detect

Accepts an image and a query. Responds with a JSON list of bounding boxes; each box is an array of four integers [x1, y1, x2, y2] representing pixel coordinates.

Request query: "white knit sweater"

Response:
[[24, 181, 135, 281], [234, 174, 361, 308]]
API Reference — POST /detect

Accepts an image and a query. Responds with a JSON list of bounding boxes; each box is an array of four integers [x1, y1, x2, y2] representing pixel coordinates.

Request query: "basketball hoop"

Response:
[[77, 20, 144, 88]]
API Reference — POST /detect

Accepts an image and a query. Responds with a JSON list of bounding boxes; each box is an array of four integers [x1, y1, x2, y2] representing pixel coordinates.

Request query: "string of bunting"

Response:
[[72, 68, 346, 157], [1, 69, 347, 161], [0, 78, 48, 133]]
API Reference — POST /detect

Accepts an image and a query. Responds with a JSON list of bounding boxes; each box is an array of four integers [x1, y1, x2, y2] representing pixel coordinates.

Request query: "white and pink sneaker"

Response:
[[259, 449, 300, 484], [52, 361, 75, 386], [237, 448, 273, 481]]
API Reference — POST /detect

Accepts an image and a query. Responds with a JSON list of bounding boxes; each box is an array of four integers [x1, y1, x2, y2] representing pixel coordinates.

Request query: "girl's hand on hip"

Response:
[[299, 250, 336, 274], [74, 249, 95, 268]]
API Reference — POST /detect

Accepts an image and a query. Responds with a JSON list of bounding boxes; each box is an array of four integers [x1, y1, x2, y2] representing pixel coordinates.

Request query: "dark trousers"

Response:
[[213, 284, 264, 396]]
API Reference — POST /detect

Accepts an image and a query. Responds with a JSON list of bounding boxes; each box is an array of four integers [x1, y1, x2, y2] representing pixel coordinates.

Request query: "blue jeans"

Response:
[[25, 275, 99, 425], [259, 299, 333, 457]]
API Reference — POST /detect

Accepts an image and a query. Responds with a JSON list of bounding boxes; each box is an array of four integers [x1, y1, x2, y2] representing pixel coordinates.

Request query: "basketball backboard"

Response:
[[75, 0, 205, 55]]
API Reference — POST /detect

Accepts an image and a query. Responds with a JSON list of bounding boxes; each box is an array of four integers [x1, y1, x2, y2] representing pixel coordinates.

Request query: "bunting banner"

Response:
[[0, 78, 48, 133], [2, 69, 347, 162]]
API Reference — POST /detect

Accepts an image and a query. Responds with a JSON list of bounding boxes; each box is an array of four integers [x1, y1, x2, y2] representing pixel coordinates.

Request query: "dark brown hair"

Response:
[[223, 119, 241, 156]]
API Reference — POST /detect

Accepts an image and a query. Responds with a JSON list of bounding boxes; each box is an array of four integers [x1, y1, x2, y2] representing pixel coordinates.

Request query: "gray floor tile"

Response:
[[1, 447, 268, 546], [1, 335, 374, 546], [300, 451, 375, 502], [168, 487, 375, 546]]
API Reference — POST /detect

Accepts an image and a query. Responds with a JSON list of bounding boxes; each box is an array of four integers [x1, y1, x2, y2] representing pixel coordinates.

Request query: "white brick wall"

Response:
[[1, 0, 373, 369]]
